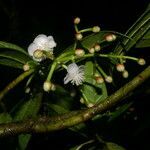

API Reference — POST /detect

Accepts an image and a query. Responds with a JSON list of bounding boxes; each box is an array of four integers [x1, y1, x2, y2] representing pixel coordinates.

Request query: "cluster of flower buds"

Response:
[[115, 57, 146, 79], [74, 17, 101, 41], [104, 34, 117, 42], [88, 43, 101, 54], [94, 75, 104, 84], [116, 63, 129, 78]]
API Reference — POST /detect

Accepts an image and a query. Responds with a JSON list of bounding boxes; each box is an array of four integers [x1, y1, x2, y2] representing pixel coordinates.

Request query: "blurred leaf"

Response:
[[0, 50, 32, 64], [17, 134, 31, 150], [0, 41, 28, 55], [88, 146, 97, 150], [0, 58, 23, 69], [47, 103, 69, 115], [14, 92, 43, 150], [114, 3, 150, 54], [103, 142, 126, 150], [52, 85, 74, 110], [108, 102, 132, 122], [135, 30, 150, 48], [70, 145, 79, 150], [14, 92, 42, 121], [81, 61, 107, 106], [0, 113, 12, 124]]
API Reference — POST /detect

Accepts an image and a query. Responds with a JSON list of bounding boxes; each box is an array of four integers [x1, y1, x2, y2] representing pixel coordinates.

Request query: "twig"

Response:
[[0, 66, 150, 137], [0, 69, 34, 102]]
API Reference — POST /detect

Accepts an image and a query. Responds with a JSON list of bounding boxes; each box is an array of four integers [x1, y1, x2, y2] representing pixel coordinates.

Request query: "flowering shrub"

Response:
[[0, 4, 149, 149]]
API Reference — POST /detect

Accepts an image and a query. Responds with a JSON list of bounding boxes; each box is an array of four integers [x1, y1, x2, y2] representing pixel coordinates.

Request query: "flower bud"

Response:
[[116, 64, 125, 72], [43, 81, 52, 92], [74, 17, 80, 24], [95, 76, 104, 84], [105, 76, 113, 83], [105, 34, 116, 42], [33, 49, 44, 59], [138, 58, 146, 65], [75, 49, 85, 57], [80, 98, 84, 104], [92, 26, 100, 33], [25, 87, 30, 93], [87, 103, 94, 108], [94, 73, 99, 77], [23, 64, 30, 71], [89, 47, 95, 54], [75, 33, 83, 40], [94, 44, 101, 52], [51, 83, 56, 91], [122, 70, 129, 78]]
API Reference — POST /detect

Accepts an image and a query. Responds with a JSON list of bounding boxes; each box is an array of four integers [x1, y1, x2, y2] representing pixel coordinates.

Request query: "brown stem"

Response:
[[0, 66, 150, 137]]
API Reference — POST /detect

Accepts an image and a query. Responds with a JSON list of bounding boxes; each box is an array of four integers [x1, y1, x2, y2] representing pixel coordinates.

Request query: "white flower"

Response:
[[28, 34, 56, 61], [64, 63, 85, 86]]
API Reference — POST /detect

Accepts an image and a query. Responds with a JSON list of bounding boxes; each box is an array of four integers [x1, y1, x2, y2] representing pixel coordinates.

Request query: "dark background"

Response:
[[0, 0, 149, 47], [0, 0, 150, 149]]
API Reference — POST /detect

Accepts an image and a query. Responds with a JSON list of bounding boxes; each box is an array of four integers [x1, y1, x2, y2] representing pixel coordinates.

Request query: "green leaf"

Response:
[[46, 91, 87, 137], [0, 58, 23, 69], [103, 142, 126, 150], [18, 134, 31, 150], [81, 61, 107, 106], [81, 32, 109, 49], [0, 41, 28, 55], [135, 30, 150, 48], [14, 95, 42, 121], [0, 50, 32, 64], [0, 113, 12, 124], [69, 145, 78, 150], [57, 31, 115, 62], [47, 103, 69, 114], [14, 92, 43, 150], [114, 3, 150, 53], [52, 85, 74, 110]]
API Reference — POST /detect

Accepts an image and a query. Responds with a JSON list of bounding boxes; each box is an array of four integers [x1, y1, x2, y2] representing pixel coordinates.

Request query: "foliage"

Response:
[[0, 2, 149, 150]]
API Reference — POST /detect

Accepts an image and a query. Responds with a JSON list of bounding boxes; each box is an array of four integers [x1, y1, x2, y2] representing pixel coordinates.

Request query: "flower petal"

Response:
[[64, 74, 72, 84], [33, 34, 48, 47], [28, 43, 38, 56]]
